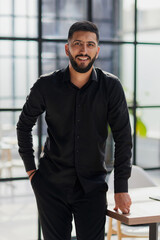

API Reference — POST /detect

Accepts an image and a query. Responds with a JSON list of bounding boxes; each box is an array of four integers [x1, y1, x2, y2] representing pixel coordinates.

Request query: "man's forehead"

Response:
[[70, 31, 97, 42]]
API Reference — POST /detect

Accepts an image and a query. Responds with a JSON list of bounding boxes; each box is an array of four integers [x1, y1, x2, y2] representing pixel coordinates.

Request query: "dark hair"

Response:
[[68, 21, 99, 43]]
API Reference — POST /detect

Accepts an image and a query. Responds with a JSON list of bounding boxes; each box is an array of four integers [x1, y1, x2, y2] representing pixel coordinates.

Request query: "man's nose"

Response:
[[80, 43, 87, 53]]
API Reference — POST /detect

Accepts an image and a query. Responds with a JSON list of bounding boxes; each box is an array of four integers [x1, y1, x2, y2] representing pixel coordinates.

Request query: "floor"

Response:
[[0, 169, 159, 240]]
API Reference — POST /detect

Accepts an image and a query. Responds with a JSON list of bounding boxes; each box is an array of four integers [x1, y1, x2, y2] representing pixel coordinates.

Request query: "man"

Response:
[[17, 21, 132, 240]]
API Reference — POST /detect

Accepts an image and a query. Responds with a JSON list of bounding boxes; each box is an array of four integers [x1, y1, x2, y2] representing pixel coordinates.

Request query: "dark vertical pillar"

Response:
[[133, 0, 137, 165], [12, 0, 16, 123], [87, 0, 92, 22], [26, 0, 29, 93], [149, 223, 158, 240], [37, 0, 42, 239], [55, 0, 60, 69]]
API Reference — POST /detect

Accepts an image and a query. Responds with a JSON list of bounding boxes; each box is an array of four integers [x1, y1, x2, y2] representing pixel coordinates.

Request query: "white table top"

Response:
[[107, 186, 160, 225]]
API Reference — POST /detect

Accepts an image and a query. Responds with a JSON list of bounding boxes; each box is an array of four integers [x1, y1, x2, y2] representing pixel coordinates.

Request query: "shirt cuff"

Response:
[[22, 158, 36, 172], [114, 178, 128, 193]]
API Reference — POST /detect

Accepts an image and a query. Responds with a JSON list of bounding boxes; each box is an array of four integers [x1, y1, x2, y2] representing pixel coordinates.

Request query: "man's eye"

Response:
[[88, 43, 94, 47], [74, 42, 81, 46]]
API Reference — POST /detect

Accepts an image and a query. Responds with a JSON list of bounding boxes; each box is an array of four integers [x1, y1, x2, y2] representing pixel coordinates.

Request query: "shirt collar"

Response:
[[62, 66, 98, 83]]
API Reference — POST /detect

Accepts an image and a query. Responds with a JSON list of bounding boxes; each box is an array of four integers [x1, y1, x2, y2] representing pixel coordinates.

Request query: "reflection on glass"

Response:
[[42, 59, 68, 74], [0, 0, 12, 15], [0, 41, 38, 108], [93, 0, 116, 40], [137, 0, 160, 42], [93, 0, 134, 41], [96, 44, 117, 73], [136, 109, 160, 168], [96, 44, 134, 104], [0, 17, 12, 36], [129, 112, 134, 136], [0, 0, 37, 37], [42, 42, 68, 73], [137, 45, 160, 106], [0, 41, 12, 56], [42, 0, 87, 38], [121, 0, 135, 41], [120, 44, 134, 105], [42, 0, 86, 18], [14, 17, 38, 37], [14, 0, 28, 15], [14, 0, 37, 16], [0, 59, 12, 101]]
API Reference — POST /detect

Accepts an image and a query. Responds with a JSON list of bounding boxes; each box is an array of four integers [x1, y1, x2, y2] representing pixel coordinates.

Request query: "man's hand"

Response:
[[114, 192, 132, 214], [27, 169, 37, 181]]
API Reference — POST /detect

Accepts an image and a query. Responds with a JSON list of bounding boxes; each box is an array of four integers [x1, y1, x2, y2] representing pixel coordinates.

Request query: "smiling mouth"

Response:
[[77, 56, 90, 61]]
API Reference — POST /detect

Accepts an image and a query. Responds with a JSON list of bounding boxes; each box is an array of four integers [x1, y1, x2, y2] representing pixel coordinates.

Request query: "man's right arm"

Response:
[[16, 78, 45, 173]]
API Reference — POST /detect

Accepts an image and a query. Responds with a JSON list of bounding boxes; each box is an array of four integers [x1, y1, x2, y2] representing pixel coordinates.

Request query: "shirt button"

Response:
[[77, 135, 80, 139], [77, 119, 80, 122], [78, 104, 80, 107]]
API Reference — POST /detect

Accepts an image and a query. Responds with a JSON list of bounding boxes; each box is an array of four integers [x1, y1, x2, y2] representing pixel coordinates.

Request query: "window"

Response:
[[0, 0, 160, 239]]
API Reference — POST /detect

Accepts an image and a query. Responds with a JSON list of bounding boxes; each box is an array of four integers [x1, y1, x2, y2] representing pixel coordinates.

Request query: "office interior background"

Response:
[[0, 0, 160, 239]]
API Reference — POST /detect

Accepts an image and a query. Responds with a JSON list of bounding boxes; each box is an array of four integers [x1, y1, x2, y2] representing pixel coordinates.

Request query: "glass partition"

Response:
[[0, 0, 38, 37], [136, 108, 160, 168], [92, 0, 135, 41], [137, 45, 160, 106], [137, 0, 160, 43], [0, 0, 160, 239], [0, 40, 38, 108], [42, 0, 87, 38], [0, 112, 38, 179]]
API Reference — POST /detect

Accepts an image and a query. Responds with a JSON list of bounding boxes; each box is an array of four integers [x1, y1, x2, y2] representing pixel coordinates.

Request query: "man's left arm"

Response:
[[108, 78, 132, 213]]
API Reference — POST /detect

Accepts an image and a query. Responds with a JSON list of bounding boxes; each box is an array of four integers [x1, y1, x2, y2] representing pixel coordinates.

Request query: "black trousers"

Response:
[[31, 170, 107, 240]]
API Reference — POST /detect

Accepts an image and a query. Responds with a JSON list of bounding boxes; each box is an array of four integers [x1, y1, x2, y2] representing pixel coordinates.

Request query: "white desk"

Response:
[[107, 187, 160, 240]]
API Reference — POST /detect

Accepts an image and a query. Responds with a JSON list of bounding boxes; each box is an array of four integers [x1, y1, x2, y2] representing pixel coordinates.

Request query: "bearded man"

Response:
[[17, 21, 132, 240]]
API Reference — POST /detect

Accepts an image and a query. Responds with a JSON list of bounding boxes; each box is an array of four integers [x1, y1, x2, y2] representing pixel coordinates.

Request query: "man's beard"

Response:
[[68, 51, 97, 73]]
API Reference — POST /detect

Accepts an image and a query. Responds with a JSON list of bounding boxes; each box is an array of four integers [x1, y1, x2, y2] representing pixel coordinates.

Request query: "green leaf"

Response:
[[136, 117, 147, 137]]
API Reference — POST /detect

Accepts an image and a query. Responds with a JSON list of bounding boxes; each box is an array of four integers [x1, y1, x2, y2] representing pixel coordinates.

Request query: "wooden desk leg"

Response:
[[149, 223, 158, 240]]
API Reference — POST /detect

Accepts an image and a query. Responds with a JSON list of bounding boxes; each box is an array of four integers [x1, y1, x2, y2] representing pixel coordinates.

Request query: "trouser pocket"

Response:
[[30, 169, 39, 186]]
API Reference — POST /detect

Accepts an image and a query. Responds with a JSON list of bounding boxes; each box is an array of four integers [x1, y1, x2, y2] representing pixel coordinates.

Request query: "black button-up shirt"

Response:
[[17, 66, 132, 193]]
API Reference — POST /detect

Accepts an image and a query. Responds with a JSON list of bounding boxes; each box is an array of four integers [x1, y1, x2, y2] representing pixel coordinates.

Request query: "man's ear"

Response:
[[65, 43, 69, 56], [96, 46, 100, 59]]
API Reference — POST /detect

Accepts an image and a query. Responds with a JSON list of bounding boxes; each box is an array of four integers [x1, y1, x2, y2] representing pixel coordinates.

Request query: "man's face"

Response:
[[65, 31, 100, 73]]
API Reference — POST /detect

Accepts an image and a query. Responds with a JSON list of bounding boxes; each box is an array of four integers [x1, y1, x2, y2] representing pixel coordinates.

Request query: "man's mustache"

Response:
[[75, 54, 91, 60]]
